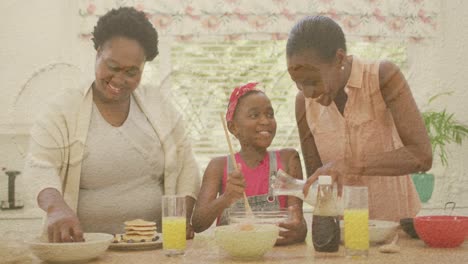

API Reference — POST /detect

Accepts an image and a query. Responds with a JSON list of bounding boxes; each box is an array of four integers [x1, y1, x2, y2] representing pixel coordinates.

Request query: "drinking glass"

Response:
[[162, 195, 186, 256], [343, 186, 369, 258]]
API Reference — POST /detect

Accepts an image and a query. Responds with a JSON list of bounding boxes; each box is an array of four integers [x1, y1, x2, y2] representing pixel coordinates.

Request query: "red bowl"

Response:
[[414, 215, 468, 248]]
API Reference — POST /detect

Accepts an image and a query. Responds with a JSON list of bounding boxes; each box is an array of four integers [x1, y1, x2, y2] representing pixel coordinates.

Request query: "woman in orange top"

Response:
[[287, 16, 432, 221]]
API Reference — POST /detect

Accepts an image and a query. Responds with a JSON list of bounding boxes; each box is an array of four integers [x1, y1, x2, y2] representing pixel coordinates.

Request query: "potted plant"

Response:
[[412, 92, 468, 203]]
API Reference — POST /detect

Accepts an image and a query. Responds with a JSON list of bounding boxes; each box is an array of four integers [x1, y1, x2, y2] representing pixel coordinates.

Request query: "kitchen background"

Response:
[[1, 0, 467, 234]]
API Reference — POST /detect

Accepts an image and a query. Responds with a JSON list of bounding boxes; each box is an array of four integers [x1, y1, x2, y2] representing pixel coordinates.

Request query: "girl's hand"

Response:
[[46, 203, 84, 243], [222, 164, 246, 205], [276, 205, 307, 246]]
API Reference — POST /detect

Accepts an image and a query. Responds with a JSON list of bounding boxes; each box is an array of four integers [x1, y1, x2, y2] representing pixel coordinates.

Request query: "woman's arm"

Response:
[[349, 61, 432, 176], [295, 91, 323, 178], [276, 148, 307, 245], [191, 157, 245, 232], [37, 188, 84, 242], [25, 89, 84, 242]]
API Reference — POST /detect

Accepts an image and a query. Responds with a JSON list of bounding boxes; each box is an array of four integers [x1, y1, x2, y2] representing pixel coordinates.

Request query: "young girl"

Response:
[[191, 82, 307, 245]]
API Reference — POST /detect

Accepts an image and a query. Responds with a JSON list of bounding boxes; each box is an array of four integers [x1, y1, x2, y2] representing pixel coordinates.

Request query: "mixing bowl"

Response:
[[414, 215, 468, 248], [400, 218, 419, 239], [215, 210, 286, 259], [215, 223, 278, 259]]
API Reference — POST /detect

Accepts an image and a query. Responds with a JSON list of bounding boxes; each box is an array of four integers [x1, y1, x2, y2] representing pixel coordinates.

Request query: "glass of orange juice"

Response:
[[343, 186, 369, 258], [162, 195, 186, 256]]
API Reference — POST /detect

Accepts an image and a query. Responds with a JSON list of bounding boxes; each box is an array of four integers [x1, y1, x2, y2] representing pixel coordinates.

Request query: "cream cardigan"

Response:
[[24, 83, 200, 212]]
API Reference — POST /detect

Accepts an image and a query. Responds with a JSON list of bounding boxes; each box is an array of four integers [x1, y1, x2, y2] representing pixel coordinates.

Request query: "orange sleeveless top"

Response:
[[305, 56, 421, 221]]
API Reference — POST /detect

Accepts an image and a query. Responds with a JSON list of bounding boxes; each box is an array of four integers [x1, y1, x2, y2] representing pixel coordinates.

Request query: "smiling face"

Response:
[[287, 49, 344, 106], [229, 92, 277, 150], [93, 36, 146, 104]]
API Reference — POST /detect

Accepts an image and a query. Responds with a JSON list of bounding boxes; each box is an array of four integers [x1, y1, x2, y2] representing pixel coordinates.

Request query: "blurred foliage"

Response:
[[422, 92, 468, 167]]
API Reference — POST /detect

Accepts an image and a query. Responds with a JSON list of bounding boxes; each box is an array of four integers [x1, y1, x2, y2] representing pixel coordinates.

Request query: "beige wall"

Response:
[[406, 0, 468, 209], [0, 0, 467, 212]]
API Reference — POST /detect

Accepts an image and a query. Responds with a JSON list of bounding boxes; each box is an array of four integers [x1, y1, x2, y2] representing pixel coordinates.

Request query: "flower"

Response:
[[373, 8, 386, 23], [224, 34, 242, 41], [177, 35, 194, 42], [153, 15, 173, 30], [135, 3, 145, 12], [325, 9, 340, 20], [271, 33, 288, 40], [247, 15, 269, 29], [201, 16, 222, 30], [389, 17, 405, 31], [86, 3, 96, 15], [233, 8, 247, 21], [185, 6, 200, 20], [341, 16, 361, 31], [418, 9, 433, 24], [281, 8, 295, 21]]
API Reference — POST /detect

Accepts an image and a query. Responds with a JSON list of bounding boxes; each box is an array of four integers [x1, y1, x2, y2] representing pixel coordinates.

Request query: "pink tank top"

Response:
[[221, 151, 287, 208]]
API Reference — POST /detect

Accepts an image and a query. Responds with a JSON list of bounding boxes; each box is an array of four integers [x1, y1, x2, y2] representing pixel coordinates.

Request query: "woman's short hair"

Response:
[[286, 15, 346, 62], [92, 7, 159, 61]]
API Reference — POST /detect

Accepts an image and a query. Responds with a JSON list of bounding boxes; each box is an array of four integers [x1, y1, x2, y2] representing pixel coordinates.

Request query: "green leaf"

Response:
[[422, 92, 468, 167]]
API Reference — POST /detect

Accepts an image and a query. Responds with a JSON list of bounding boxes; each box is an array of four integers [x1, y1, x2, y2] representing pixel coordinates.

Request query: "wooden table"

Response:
[[76, 231, 468, 264]]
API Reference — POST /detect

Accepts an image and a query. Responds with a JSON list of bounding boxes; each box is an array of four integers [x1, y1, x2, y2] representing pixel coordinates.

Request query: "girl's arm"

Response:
[[191, 157, 245, 232]]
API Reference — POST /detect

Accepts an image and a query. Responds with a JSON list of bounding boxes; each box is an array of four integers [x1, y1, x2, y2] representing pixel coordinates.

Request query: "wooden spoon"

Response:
[[219, 113, 254, 217]]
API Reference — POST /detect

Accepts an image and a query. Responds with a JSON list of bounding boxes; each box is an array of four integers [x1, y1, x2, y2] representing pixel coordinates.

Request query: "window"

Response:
[[142, 40, 407, 177]]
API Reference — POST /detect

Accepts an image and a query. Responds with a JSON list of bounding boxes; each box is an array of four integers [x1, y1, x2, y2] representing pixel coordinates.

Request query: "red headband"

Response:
[[226, 82, 260, 122]]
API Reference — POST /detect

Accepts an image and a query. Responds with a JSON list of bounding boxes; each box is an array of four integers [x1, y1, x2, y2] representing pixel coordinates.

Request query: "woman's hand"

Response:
[[276, 205, 307, 246], [46, 203, 84, 243], [303, 159, 349, 197], [186, 222, 194, 240], [303, 159, 363, 197], [221, 164, 246, 205]]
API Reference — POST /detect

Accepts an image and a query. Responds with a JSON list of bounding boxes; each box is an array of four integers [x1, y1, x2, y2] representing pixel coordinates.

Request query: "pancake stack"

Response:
[[122, 219, 157, 242]]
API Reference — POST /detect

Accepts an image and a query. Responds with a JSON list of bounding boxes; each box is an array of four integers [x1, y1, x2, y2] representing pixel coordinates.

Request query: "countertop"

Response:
[[37, 231, 468, 264]]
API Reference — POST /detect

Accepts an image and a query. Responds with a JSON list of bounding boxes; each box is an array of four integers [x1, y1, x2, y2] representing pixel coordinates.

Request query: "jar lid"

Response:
[[318, 175, 332, 185]]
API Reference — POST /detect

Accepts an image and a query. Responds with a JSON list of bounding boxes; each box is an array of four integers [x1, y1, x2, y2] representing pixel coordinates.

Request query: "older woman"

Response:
[[287, 16, 432, 221], [24, 7, 200, 242]]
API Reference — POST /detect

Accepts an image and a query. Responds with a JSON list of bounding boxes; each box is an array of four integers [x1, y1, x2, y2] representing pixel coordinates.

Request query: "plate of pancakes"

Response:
[[109, 219, 162, 250]]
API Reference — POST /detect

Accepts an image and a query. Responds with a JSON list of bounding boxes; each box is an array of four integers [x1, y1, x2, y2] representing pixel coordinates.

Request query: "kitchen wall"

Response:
[[407, 0, 468, 211], [0, 0, 467, 213], [1, 0, 80, 209]]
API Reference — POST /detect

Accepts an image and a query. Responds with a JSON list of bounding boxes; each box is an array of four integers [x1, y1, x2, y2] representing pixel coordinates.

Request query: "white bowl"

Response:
[[28, 233, 113, 263], [215, 223, 278, 259], [340, 220, 399, 245]]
